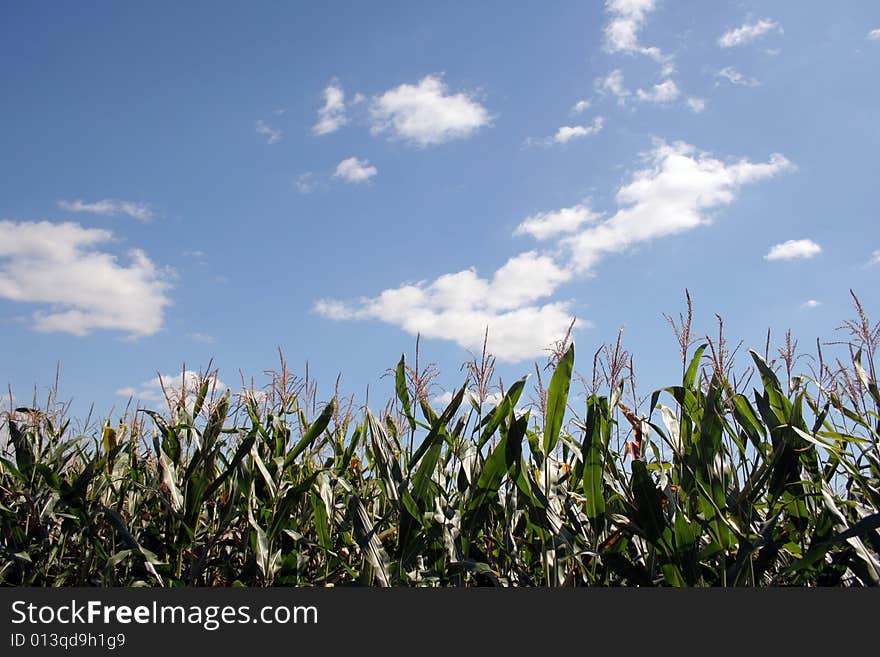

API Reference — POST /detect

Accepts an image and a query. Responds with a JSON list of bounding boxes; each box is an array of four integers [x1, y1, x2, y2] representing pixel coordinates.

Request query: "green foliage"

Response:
[[2, 331, 880, 587]]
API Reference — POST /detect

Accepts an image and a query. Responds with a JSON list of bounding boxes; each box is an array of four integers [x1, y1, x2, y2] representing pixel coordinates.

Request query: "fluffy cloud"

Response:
[[561, 141, 794, 273], [596, 69, 630, 104], [800, 299, 821, 310], [719, 18, 782, 48], [312, 81, 347, 136], [603, 0, 667, 62], [636, 79, 680, 104], [315, 251, 577, 362], [514, 204, 600, 241], [369, 75, 491, 146], [869, 29, 880, 41], [717, 67, 760, 87], [334, 157, 377, 183], [686, 97, 707, 113], [0, 220, 172, 337], [543, 117, 604, 145], [255, 120, 282, 144], [572, 99, 591, 114], [869, 249, 880, 267], [764, 239, 822, 261], [317, 140, 792, 361], [58, 198, 153, 222]]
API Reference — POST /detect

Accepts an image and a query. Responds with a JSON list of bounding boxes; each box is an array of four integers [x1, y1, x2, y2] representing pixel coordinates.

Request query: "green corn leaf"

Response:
[[192, 377, 211, 418], [395, 354, 416, 433], [478, 376, 527, 449], [283, 398, 335, 470], [410, 384, 464, 467], [347, 494, 392, 587], [544, 343, 574, 455], [311, 491, 332, 550], [203, 429, 257, 500], [581, 395, 609, 524], [684, 344, 707, 389]]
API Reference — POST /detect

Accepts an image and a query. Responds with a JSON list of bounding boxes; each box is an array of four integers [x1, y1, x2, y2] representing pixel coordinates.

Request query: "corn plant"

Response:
[[2, 303, 879, 586]]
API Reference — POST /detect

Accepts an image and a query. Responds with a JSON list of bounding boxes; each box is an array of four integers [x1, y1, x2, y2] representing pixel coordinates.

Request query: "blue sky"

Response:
[[1, 1, 879, 419]]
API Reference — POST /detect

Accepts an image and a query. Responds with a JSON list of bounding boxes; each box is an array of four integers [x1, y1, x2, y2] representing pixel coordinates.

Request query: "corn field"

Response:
[[2, 295, 879, 587]]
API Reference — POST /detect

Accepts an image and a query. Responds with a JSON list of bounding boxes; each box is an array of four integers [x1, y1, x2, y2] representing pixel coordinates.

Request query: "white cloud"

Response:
[[716, 67, 760, 87], [295, 172, 316, 194], [596, 69, 631, 104], [255, 119, 282, 144], [659, 61, 677, 78], [869, 29, 880, 41], [317, 140, 792, 361], [554, 126, 592, 144], [869, 249, 880, 267], [116, 370, 226, 406], [546, 117, 604, 145], [636, 79, 680, 104], [514, 204, 600, 241], [334, 157, 377, 183], [312, 299, 352, 321], [686, 97, 706, 113], [189, 332, 215, 343], [0, 220, 172, 337], [58, 198, 153, 222], [369, 75, 491, 147], [312, 81, 348, 136], [431, 390, 455, 409], [603, 0, 667, 62], [764, 239, 822, 261], [572, 99, 591, 114], [718, 18, 782, 48], [315, 251, 578, 362], [561, 141, 794, 273], [800, 299, 821, 310]]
